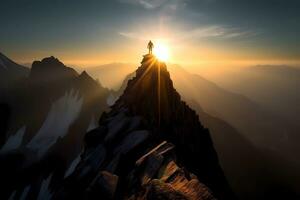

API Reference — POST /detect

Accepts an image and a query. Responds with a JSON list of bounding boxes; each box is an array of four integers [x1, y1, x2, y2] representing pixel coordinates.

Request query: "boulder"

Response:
[[105, 115, 131, 143], [145, 179, 189, 200], [87, 171, 119, 200], [140, 153, 164, 185], [105, 154, 121, 173], [126, 116, 143, 132], [113, 130, 150, 156], [81, 145, 106, 174], [159, 161, 180, 182], [136, 141, 174, 166]]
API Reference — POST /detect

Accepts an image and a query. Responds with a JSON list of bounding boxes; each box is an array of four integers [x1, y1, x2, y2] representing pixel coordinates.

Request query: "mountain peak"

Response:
[[110, 54, 233, 199], [76, 70, 105, 90], [79, 70, 92, 80], [30, 56, 78, 82], [115, 54, 189, 127], [32, 56, 65, 69]]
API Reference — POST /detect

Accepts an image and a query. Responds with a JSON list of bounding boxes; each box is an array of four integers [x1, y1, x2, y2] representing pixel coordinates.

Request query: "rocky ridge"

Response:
[[54, 54, 234, 200]]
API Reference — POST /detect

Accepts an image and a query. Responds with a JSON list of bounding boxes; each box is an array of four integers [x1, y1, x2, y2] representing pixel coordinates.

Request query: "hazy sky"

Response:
[[1, 0, 300, 66]]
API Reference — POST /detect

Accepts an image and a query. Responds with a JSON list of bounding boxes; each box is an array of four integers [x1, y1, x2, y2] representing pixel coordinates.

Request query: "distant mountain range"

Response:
[[205, 65, 300, 125], [79, 63, 136, 90]]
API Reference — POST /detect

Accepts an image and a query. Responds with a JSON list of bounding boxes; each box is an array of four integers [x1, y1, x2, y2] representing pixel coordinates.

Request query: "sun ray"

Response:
[[154, 42, 170, 62]]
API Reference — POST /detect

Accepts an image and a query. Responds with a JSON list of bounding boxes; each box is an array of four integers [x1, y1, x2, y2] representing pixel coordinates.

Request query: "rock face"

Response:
[[54, 54, 234, 200]]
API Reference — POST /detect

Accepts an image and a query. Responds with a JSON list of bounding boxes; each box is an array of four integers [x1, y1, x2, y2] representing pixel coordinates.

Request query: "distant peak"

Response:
[[32, 56, 65, 68], [79, 70, 93, 80], [30, 56, 78, 81], [0, 52, 28, 71], [114, 54, 182, 126], [80, 70, 89, 76]]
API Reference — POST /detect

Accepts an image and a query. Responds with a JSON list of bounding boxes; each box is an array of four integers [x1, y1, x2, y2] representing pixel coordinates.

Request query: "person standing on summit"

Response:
[[147, 40, 154, 54]]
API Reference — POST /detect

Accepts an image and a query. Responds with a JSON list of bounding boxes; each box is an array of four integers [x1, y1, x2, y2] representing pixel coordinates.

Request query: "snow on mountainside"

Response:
[[0, 52, 29, 86], [0, 126, 26, 153], [27, 89, 84, 157], [0, 57, 7, 69]]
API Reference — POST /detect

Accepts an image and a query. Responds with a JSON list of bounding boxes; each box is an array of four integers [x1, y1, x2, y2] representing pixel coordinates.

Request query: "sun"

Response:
[[153, 43, 170, 62]]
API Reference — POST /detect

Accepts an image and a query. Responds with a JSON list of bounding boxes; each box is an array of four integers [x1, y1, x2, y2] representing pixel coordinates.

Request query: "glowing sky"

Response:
[[1, 0, 299, 66]]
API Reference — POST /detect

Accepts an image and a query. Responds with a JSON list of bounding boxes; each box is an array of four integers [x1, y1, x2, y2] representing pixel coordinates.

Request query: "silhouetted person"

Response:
[[147, 40, 154, 54]]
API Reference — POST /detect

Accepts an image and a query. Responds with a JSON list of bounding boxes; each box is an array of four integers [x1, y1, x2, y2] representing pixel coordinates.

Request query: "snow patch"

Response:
[[20, 185, 31, 200], [0, 126, 26, 153], [106, 92, 118, 106], [8, 190, 16, 200], [87, 115, 97, 132], [27, 89, 83, 157], [0, 57, 7, 69], [64, 153, 81, 178], [37, 174, 53, 200]]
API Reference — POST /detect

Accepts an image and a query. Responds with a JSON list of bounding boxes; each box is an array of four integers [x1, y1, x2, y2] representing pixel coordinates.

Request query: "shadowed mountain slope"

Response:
[[0, 52, 29, 89], [105, 62, 300, 199], [205, 65, 300, 125], [54, 54, 234, 200], [0, 56, 110, 199]]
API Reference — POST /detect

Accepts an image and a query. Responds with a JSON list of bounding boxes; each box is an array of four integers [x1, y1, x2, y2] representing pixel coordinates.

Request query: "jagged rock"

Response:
[[167, 168, 216, 200], [159, 161, 180, 182], [129, 160, 216, 200], [141, 179, 189, 200], [78, 145, 106, 178], [127, 116, 143, 132], [105, 154, 121, 173], [98, 111, 108, 125], [105, 113, 131, 143], [106, 109, 127, 124], [136, 141, 175, 166], [84, 126, 107, 148], [86, 171, 119, 200], [105, 115, 143, 145], [140, 153, 164, 185], [113, 130, 150, 156]]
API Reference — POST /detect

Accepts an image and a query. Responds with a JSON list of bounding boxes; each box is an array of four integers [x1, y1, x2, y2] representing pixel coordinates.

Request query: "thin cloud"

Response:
[[119, 25, 259, 41], [119, 0, 186, 10], [119, 0, 168, 9], [178, 25, 259, 40], [119, 32, 147, 40]]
